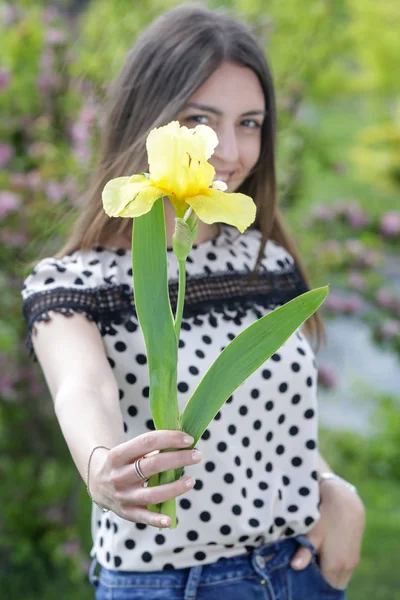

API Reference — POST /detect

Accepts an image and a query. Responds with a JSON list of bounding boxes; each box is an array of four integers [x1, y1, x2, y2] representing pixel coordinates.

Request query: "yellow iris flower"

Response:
[[102, 121, 256, 233]]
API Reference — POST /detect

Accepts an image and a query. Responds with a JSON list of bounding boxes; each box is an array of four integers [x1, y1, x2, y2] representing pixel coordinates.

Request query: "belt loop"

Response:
[[88, 556, 100, 588], [296, 535, 316, 557], [184, 564, 203, 600]]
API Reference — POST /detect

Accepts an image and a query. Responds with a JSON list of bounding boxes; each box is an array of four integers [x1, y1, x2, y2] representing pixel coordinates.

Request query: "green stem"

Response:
[[158, 469, 177, 528], [132, 200, 180, 528], [174, 259, 186, 339]]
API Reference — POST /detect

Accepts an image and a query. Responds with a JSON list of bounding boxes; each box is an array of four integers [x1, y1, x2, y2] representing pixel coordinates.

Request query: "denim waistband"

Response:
[[91, 535, 316, 600]]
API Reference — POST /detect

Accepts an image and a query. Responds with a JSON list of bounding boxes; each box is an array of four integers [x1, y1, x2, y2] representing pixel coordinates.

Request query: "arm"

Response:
[[291, 451, 365, 588], [33, 312, 202, 527], [33, 312, 125, 477]]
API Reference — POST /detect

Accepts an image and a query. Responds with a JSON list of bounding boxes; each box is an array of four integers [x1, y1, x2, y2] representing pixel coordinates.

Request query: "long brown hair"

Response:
[[59, 3, 325, 350]]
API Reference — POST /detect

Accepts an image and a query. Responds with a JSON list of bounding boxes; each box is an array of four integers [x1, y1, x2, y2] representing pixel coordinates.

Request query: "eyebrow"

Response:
[[185, 102, 266, 117]]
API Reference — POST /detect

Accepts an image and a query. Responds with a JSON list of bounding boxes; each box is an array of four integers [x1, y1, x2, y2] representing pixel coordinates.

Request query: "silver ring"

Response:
[[133, 458, 147, 481]]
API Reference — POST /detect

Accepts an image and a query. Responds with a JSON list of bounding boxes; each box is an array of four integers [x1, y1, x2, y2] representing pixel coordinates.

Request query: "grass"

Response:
[[319, 428, 400, 600]]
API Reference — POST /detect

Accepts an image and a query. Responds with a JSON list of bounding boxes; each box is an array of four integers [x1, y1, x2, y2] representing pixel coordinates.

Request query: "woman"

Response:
[[22, 4, 365, 599]]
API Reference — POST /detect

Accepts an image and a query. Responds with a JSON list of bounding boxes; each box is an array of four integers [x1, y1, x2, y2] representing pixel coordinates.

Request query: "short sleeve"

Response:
[[21, 251, 133, 353]]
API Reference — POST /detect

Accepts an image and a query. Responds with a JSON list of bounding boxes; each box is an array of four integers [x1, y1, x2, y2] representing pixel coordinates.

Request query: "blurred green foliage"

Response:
[[319, 397, 400, 599], [0, 0, 399, 598]]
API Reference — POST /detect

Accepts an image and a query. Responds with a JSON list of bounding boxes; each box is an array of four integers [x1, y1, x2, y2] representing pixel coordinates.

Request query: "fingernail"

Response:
[[160, 517, 170, 527], [183, 476, 195, 488], [191, 450, 202, 462], [292, 558, 303, 569], [183, 435, 194, 445]]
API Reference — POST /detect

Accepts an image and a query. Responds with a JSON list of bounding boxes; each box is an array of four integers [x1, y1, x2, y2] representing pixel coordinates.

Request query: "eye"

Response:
[[241, 119, 262, 129], [184, 114, 210, 126]]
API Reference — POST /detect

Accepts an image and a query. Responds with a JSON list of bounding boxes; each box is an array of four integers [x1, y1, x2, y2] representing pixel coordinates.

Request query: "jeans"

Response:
[[89, 536, 347, 600]]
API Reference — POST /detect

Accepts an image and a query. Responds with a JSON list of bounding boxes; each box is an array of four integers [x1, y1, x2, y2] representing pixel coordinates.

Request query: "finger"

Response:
[[131, 475, 195, 506], [291, 547, 313, 570], [119, 506, 173, 529], [320, 567, 352, 589], [110, 450, 202, 488], [138, 449, 203, 481], [111, 431, 194, 467]]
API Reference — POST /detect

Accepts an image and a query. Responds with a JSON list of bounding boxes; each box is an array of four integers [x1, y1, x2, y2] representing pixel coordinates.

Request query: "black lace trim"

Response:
[[23, 265, 308, 354]]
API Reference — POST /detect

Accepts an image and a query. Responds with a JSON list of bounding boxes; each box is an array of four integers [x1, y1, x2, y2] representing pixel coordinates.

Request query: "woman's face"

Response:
[[178, 62, 266, 193]]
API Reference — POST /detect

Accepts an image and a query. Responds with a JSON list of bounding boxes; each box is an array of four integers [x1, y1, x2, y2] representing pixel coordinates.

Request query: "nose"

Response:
[[213, 123, 239, 165]]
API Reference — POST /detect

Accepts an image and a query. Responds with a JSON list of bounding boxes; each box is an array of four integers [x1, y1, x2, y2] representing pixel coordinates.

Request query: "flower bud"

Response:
[[172, 209, 198, 261]]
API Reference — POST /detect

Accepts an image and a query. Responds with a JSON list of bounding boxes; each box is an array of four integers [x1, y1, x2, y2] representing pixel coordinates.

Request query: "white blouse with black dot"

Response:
[[22, 225, 320, 572]]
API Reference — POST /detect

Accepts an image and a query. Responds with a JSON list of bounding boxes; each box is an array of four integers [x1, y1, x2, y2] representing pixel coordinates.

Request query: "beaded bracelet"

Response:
[[86, 445, 111, 513]]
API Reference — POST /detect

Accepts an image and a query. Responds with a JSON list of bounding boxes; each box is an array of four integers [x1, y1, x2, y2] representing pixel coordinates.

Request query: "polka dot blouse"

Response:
[[22, 224, 320, 572]]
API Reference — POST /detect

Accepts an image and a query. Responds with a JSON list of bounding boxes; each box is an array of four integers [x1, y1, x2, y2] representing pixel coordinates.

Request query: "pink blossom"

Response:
[[71, 122, 89, 143], [1, 5, 17, 27], [43, 7, 59, 23], [317, 363, 338, 390], [37, 72, 60, 94], [0, 68, 10, 92], [45, 181, 66, 204], [0, 230, 26, 247], [348, 271, 366, 290], [376, 289, 394, 309], [80, 104, 98, 124], [40, 49, 55, 71], [344, 239, 364, 256], [380, 212, 400, 237], [73, 143, 90, 163], [0, 376, 14, 393], [378, 320, 400, 340], [353, 249, 380, 269], [312, 204, 334, 222], [346, 206, 369, 229], [26, 171, 42, 190], [46, 28, 67, 46], [342, 295, 362, 314], [28, 142, 47, 159], [323, 240, 341, 254], [10, 173, 26, 189], [0, 191, 21, 219], [323, 293, 345, 313], [323, 293, 362, 315], [0, 143, 14, 168]]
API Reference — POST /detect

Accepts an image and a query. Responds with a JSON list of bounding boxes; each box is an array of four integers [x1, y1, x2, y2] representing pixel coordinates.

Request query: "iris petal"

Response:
[[146, 121, 217, 197], [102, 175, 165, 218], [102, 122, 256, 232], [187, 189, 256, 234]]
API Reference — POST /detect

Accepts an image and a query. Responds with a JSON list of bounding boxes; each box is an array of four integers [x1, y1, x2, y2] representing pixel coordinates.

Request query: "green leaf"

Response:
[[179, 286, 329, 446], [132, 199, 179, 431]]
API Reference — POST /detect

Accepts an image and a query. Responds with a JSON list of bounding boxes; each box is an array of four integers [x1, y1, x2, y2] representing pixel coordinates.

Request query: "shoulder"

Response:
[[225, 226, 296, 270], [21, 246, 131, 298], [263, 239, 296, 271], [21, 247, 133, 352]]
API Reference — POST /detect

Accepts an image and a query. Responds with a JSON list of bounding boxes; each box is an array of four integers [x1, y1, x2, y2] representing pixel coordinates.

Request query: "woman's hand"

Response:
[[88, 431, 201, 528], [290, 480, 366, 589]]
